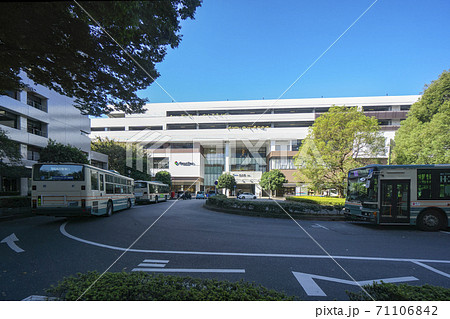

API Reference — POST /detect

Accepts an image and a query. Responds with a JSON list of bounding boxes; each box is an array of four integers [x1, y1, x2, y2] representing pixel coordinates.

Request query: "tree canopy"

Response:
[[259, 169, 287, 197], [393, 70, 450, 164], [0, 1, 202, 116], [154, 170, 172, 187], [91, 137, 152, 180], [294, 106, 385, 197], [0, 128, 21, 164], [217, 173, 236, 195], [39, 139, 89, 164]]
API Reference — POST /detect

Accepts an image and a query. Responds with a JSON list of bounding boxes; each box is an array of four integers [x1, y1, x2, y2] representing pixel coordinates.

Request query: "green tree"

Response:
[[155, 170, 172, 187], [39, 139, 89, 164], [294, 106, 385, 197], [0, 1, 201, 116], [393, 70, 450, 164], [91, 137, 152, 180], [0, 128, 21, 163], [217, 173, 236, 196], [260, 169, 287, 198]]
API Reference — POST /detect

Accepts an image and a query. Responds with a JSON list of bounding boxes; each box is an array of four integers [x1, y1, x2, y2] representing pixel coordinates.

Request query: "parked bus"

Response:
[[344, 164, 450, 231], [31, 163, 135, 217], [134, 180, 170, 204]]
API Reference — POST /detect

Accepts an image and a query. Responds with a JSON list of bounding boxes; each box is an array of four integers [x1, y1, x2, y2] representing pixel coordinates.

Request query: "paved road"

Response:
[[1, 199, 449, 300]]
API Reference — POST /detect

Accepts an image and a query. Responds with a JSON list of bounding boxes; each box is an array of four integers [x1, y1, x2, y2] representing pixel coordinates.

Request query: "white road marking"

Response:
[[22, 295, 58, 301], [292, 271, 418, 296], [312, 224, 329, 230], [1, 233, 25, 253], [143, 259, 169, 263], [132, 268, 245, 273], [138, 263, 166, 268], [413, 261, 450, 279], [60, 222, 450, 266], [440, 231, 450, 235]]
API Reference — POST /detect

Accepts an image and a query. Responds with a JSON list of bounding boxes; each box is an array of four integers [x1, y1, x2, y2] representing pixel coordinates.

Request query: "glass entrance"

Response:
[[380, 180, 410, 223]]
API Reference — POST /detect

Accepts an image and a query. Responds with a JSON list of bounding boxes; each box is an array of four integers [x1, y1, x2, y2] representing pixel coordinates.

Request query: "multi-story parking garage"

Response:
[[90, 95, 420, 196]]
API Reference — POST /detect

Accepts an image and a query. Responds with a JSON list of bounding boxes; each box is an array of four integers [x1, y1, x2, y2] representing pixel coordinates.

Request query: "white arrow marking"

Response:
[[1, 233, 25, 253], [292, 271, 418, 296]]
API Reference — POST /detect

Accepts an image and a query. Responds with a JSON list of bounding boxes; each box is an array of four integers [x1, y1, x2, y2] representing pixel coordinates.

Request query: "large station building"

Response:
[[90, 95, 419, 196]]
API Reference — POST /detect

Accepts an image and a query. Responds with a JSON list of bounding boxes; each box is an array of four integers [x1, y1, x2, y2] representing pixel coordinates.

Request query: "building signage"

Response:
[[174, 161, 195, 166]]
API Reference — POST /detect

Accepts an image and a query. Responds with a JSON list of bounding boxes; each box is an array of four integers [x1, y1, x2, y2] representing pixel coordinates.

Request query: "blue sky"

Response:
[[138, 0, 450, 103]]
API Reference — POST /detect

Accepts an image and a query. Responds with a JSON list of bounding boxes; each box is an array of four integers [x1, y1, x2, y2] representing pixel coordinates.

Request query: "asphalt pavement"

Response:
[[1, 199, 449, 300]]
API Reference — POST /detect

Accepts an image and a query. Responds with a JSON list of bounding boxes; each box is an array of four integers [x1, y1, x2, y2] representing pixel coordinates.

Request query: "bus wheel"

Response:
[[417, 209, 443, 231], [127, 199, 131, 209], [105, 201, 113, 217]]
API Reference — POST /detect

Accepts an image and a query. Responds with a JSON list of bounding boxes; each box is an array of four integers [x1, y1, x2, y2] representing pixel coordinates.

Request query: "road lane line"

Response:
[[60, 221, 450, 265], [412, 261, 450, 279]]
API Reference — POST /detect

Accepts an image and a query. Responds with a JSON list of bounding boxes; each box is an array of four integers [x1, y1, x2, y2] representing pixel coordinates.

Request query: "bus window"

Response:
[[33, 164, 84, 181], [439, 171, 450, 199], [106, 183, 114, 194], [91, 171, 99, 190], [100, 174, 104, 191], [417, 170, 432, 200]]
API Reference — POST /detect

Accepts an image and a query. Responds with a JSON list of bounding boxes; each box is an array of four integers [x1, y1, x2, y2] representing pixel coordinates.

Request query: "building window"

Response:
[[291, 139, 302, 151], [129, 126, 163, 131], [3, 90, 20, 101], [152, 157, 169, 169], [0, 108, 19, 129], [107, 127, 125, 131], [272, 121, 313, 128], [362, 105, 391, 112], [273, 108, 313, 114], [91, 127, 106, 131], [167, 123, 197, 130], [378, 120, 392, 126], [199, 123, 227, 129], [27, 145, 41, 161], [27, 92, 48, 112], [27, 119, 47, 137], [171, 143, 194, 149], [269, 157, 295, 170], [400, 105, 411, 111]]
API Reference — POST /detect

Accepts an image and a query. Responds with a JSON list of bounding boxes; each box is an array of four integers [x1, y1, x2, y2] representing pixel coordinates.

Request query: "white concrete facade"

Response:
[[0, 74, 108, 196], [90, 95, 420, 196]]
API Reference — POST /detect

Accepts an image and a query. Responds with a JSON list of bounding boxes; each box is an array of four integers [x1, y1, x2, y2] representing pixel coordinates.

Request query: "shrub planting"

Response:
[[0, 196, 30, 209], [46, 271, 296, 301], [286, 196, 345, 209], [347, 282, 450, 301], [206, 196, 343, 219]]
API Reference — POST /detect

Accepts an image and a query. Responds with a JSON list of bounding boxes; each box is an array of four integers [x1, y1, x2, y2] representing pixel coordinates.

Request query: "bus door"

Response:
[[380, 180, 410, 224]]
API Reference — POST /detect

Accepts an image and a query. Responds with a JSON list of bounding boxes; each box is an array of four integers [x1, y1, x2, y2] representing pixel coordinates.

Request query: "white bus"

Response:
[[32, 163, 135, 217], [134, 180, 170, 204], [344, 164, 450, 231]]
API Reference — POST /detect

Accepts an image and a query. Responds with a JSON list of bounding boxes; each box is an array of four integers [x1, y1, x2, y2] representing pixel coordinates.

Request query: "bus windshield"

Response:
[[33, 164, 85, 181], [347, 168, 378, 202], [134, 182, 147, 189]]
